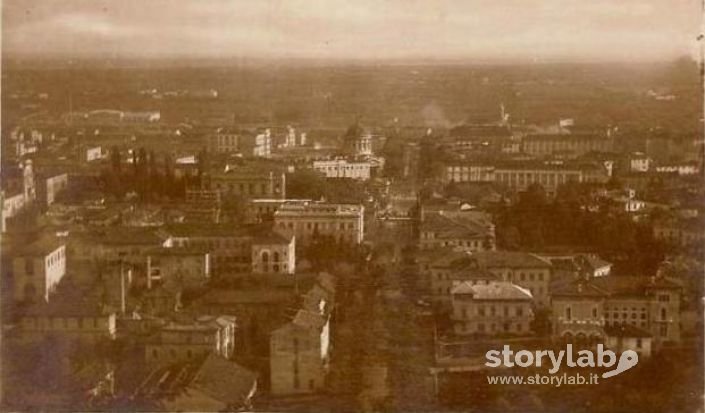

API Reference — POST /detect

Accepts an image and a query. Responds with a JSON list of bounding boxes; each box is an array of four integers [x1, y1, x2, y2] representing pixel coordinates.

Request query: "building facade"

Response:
[[450, 281, 533, 336], [312, 159, 372, 180], [273, 202, 364, 245]]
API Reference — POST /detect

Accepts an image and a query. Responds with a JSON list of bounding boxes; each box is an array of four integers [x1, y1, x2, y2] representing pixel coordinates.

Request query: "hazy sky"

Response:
[[2, 0, 701, 62]]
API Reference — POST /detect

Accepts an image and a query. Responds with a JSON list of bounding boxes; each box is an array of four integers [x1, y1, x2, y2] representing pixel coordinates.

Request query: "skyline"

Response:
[[2, 0, 702, 63]]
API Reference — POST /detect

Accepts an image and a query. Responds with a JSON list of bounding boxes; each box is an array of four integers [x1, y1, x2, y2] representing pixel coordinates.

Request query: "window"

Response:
[[566, 307, 572, 321], [152, 349, 159, 359], [309, 379, 315, 390], [516, 323, 522, 332], [478, 306, 486, 317], [636, 339, 642, 348], [520, 272, 526, 281], [538, 273, 544, 281], [478, 323, 485, 333], [592, 308, 598, 319], [516, 306, 523, 317], [660, 308, 667, 321], [658, 294, 670, 302], [659, 325, 668, 337]]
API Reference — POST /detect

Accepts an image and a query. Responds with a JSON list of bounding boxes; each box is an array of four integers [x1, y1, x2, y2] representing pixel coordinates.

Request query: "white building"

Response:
[[273, 201, 364, 245], [12, 241, 67, 303], [312, 159, 371, 180]]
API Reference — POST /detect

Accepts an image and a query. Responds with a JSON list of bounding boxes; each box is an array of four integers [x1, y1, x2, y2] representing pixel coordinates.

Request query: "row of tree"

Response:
[[102, 146, 206, 201], [493, 183, 666, 275]]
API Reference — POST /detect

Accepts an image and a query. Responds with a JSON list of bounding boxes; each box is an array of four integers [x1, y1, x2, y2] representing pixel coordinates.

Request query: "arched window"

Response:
[[273, 252, 280, 262], [261, 251, 269, 272]]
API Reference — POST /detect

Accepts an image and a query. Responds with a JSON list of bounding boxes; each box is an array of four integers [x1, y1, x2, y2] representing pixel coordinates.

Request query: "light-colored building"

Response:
[[210, 169, 285, 199], [522, 133, 614, 158], [493, 161, 610, 195], [247, 198, 312, 223], [450, 281, 533, 336], [472, 251, 553, 307], [145, 315, 237, 365], [251, 233, 296, 275], [443, 164, 494, 184], [39, 173, 69, 207], [270, 305, 331, 395], [629, 152, 652, 172], [12, 241, 66, 303], [273, 201, 364, 245], [551, 275, 682, 350], [207, 128, 240, 154], [419, 212, 495, 252], [19, 293, 117, 344], [86, 146, 105, 162], [312, 158, 371, 180], [1, 192, 26, 232], [159, 224, 295, 277]]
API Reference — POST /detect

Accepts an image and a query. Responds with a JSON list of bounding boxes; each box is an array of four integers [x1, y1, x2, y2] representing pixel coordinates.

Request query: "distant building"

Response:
[[551, 275, 682, 350], [273, 201, 364, 245], [521, 133, 614, 158], [312, 158, 371, 180], [184, 189, 222, 223], [86, 146, 105, 162], [443, 164, 494, 184], [12, 240, 66, 303], [472, 251, 553, 307], [145, 248, 211, 289], [450, 281, 533, 336], [145, 315, 237, 365], [440, 160, 611, 195], [159, 224, 295, 277], [493, 161, 610, 195], [247, 198, 312, 223], [653, 216, 705, 247], [207, 128, 240, 154], [419, 212, 495, 252], [654, 162, 700, 176], [251, 232, 296, 275], [37, 173, 69, 209], [628, 152, 652, 172], [270, 280, 333, 395], [210, 169, 285, 199], [19, 292, 117, 344]]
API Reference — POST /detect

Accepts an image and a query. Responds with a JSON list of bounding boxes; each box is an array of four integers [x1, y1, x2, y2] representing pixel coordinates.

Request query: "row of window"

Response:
[[277, 221, 356, 231], [459, 305, 527, 318], [24, 316, 105, 329], [460, 321, 525, 333]]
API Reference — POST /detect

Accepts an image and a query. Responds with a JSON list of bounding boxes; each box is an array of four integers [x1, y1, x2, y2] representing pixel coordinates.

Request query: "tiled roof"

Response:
[[452, 281, 533, 301], [190, 354, 257, 406], [473, 251, 553, 269], [604, 323, 652, 338], [421, 213, 491, 239]]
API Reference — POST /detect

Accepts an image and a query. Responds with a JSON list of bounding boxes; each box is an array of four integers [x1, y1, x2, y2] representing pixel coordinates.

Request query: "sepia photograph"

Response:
[[1, 0, 704, 412]]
